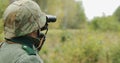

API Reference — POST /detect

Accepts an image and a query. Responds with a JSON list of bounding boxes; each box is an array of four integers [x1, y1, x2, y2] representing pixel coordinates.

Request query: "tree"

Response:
[[35, 0, 87, 29], [90, 16, 120, 31], [73, 1, 87, 29], [113, 6, 120, 22]]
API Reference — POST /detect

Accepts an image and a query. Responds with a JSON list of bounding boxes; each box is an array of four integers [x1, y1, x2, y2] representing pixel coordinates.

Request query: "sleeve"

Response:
[[16, 54, 43, 63]]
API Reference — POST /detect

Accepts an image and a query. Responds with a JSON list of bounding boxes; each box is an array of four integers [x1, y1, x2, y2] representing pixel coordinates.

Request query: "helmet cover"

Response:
[[3, 0, 46, 39]]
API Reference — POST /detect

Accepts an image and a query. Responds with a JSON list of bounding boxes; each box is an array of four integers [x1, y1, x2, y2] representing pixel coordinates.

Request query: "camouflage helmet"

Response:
[[3, 0, 46, 39]]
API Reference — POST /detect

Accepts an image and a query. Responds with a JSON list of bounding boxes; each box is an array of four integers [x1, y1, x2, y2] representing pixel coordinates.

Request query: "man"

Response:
[[0, 0, 47, 63]]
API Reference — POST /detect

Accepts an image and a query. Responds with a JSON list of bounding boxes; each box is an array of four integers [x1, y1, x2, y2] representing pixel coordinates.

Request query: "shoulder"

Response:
[[1, 42, 43, 63], [1, 42, 36, 55], [15, 53, 43, 63]]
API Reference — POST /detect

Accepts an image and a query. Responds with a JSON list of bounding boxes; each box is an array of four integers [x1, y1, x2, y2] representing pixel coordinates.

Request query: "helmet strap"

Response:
[[35, 28, 48, 51]]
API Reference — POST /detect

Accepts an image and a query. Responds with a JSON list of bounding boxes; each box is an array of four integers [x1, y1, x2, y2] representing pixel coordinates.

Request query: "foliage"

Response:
[[35, 0, 86, 29], [113, 6, 120, 21], [110, 42, 120, 63], [0, 19, 3, 33], [38, 29, 120, 63], [0, 0, 9, 18], [0, 19, 4, 41], [89, 16, 120, 31], [0, 0, 8, 41]]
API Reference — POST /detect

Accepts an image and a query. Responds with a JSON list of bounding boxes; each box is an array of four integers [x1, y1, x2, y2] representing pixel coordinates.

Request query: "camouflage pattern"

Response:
[[3, 0, 46, 39]]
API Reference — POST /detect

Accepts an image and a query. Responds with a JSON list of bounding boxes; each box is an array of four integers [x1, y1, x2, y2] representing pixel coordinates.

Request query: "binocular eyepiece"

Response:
[[46, 15, 57, 23]]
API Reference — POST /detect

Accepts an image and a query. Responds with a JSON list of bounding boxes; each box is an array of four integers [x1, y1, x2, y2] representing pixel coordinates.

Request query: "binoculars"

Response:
[[41, 15, 57, 31], [46, 15, 57, 23]]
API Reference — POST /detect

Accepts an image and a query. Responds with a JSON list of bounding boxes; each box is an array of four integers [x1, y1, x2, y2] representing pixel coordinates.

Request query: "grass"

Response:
[[39, 29, 120, 63]]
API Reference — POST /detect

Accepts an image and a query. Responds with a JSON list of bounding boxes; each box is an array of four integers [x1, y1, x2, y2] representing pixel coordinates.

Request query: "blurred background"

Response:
[[0, 0, 120, 63]]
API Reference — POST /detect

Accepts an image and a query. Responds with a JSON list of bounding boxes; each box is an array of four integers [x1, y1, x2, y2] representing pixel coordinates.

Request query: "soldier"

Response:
[[0, 0, 47, 63]]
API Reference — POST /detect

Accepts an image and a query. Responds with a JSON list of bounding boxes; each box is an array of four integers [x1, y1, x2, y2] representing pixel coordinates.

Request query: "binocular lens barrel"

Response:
[[46, 15, 57, 23]]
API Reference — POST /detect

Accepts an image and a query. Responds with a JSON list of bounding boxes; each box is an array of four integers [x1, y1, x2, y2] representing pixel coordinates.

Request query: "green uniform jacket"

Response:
[[0, 42, 43, 63]]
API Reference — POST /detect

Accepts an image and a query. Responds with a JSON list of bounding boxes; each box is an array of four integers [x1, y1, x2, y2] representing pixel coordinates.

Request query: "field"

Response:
[[0, 25, 120, 63], [39, 29, 120, 63]]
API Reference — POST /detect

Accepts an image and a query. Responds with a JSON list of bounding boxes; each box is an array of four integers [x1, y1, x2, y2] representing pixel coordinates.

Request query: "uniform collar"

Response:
[[5, 35, 39, 49]]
